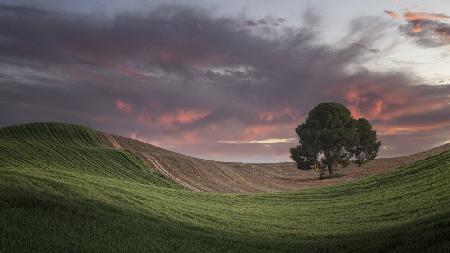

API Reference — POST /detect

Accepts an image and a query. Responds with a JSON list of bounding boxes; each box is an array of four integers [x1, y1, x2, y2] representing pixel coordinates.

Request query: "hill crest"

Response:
[[2, 122, 450, 192]]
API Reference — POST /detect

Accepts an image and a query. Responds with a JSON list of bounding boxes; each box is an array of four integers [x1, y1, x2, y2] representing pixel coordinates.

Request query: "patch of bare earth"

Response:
[[98, 132, 450, 193]]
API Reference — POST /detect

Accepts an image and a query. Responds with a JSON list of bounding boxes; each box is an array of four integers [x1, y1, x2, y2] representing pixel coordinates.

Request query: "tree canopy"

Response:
[[290, 102, 380, 178]]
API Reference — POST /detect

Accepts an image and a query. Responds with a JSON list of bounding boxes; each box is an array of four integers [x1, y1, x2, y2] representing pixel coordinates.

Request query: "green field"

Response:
[[1, 122, 450, 252]]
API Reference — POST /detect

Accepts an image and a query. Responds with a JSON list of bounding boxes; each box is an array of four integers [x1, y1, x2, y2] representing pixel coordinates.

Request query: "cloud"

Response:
[[397, 11, 450, 47], [384, 10, 399, 19], [115, 99, 133, 114], [156, 109, 210, 128], [403, 12, 450, 21], [218, 138, 296, 144], [244, 17, 285, 27], [0, 4, 449, 162], [258, 108, 299, 122]]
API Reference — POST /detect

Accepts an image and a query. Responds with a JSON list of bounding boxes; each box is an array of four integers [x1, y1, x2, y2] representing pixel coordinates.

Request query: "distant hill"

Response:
[[97, 126, 450, 192], [1, 122, 450, 252]]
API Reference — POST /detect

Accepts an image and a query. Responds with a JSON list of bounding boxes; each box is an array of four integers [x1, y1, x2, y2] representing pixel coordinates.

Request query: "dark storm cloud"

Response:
[[0, 4, 450, 161]]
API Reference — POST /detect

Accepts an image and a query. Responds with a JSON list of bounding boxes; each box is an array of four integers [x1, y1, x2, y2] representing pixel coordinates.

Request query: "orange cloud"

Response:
[[344, 85, 450, 122], [411, 23, 422, 33], [371, 100, 384, 116], [404, 12, 450, 21], [342, 83, 450, 137], [157, 109, 210, 127], [115, 99, 133, 114], [347, 102, 383, 119], [398, 11, 450, 45], [136, 108, 210, 128], [345, 87, 388, 119]]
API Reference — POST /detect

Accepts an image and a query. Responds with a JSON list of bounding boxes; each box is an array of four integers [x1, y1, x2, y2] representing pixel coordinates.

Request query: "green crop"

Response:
[[1, 123, 449, 252]]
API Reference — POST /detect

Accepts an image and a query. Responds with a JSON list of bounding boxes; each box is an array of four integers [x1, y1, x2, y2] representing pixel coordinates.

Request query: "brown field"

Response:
[[98, 131, 450, 193]]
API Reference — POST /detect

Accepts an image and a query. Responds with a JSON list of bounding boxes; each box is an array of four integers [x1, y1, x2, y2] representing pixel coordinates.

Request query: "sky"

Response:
[[0, 0, 450, 162]]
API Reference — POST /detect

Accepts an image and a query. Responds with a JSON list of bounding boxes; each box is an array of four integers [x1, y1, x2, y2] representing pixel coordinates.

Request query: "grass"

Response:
[[1, 122, 450, 252]]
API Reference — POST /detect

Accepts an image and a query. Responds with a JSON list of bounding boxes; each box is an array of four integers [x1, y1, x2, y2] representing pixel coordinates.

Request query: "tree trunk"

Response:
[[324, 151, 334, 177], [327, 164, 334, 176], [318, 164, 327, 179]]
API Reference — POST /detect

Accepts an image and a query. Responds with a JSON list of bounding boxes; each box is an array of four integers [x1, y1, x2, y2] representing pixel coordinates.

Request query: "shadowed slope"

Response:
[[98, 131, 450, 192]]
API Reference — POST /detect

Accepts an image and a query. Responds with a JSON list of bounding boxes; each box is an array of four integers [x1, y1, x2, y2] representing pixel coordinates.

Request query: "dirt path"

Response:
[[98, 131, 450, 193]]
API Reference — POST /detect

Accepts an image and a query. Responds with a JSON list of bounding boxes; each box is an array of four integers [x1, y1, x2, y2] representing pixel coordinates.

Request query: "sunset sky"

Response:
[[1, 0, 450, 162]]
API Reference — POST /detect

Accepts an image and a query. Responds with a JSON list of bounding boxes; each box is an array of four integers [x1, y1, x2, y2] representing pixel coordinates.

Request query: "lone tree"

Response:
[[290, 102, 380, 178]]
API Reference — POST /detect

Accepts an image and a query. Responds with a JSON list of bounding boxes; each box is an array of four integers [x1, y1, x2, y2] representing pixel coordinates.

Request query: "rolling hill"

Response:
[[98, 129, 450, 192], [1, 122, 450, 252]]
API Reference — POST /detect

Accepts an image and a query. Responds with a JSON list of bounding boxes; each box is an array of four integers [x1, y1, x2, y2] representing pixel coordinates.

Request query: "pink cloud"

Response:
[[115, 99, 133, 114], [158, 109, 210, 127], [136, 108, 210, 129], [344, 84, 450, 122], [342, 83, 450, 136]]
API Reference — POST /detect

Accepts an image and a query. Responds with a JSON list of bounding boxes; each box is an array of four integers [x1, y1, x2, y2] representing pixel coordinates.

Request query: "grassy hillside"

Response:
[[0, 122, 178, 187], [1, 122, 450, 252]]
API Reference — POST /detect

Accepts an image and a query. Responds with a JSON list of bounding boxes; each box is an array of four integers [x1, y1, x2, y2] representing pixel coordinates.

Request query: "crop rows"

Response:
[[1, 122, 449, 252]]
